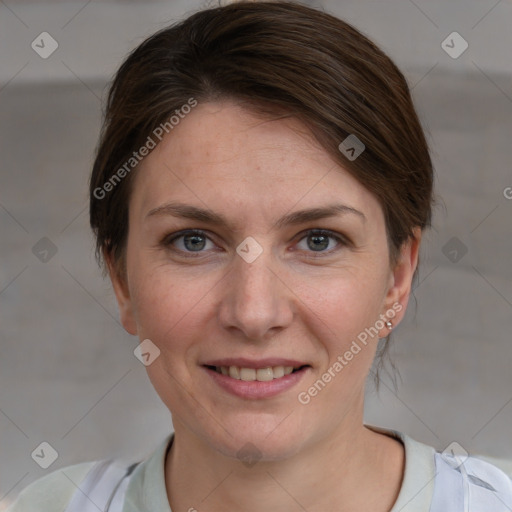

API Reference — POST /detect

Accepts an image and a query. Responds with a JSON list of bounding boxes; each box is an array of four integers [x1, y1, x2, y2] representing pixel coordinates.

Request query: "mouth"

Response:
[[201, 360, 311, 399], [203, 364, 310, 381]]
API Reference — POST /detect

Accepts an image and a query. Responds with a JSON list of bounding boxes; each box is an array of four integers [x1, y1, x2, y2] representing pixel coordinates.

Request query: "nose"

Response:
[[218, 243, 294, 342]]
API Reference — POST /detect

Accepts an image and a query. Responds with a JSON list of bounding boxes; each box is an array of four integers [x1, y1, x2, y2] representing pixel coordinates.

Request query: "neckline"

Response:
[[365, 424, 436, 511], [132, 426, 436, 512]]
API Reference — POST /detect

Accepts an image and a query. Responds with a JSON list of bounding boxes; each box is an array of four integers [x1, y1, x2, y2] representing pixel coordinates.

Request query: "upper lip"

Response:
[[202, 358, 310, 369]]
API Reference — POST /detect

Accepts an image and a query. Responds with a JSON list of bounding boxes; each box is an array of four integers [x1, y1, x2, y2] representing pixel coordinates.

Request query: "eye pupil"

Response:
[[184, 234, 206, 251], [308, 234, 329, 251]]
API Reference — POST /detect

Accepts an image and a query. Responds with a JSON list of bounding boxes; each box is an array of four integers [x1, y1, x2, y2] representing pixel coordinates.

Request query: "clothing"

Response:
[[6, 426, 512, 511]]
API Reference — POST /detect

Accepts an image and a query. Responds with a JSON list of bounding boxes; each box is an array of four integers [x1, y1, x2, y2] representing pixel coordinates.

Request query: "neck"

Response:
[[165, 417, 404, 512]]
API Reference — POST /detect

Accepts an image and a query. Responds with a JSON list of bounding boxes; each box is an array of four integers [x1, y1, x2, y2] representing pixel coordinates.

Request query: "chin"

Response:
[[203, 414, 309, 463]]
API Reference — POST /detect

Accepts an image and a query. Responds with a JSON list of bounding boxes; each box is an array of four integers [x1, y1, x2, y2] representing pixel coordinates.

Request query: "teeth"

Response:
[[273, 366, 285, 378], [239, 368, 256, 381], [256, 367, 274, 381], [228, 366, 240, 379], [215, 365, 302, 381]]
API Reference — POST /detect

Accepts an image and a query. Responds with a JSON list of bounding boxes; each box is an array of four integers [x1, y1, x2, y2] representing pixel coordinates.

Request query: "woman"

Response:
[[8, 1, 512, 511]]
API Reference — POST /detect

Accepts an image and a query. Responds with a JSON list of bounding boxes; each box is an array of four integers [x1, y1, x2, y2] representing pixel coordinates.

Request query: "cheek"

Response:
[[129, 262, 217, 354], [129, 270, 203, 399], [295, 276, 384, 408], [294, 264, 387, 341]]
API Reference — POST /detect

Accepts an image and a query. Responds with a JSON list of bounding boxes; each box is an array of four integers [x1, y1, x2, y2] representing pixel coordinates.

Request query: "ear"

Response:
[[380, 228, 422, 333], [104, 249, 138, 336]]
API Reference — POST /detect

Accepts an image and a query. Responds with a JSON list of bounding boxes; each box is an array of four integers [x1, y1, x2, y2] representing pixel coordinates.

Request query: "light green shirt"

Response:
[[7, 426, 436, 511]]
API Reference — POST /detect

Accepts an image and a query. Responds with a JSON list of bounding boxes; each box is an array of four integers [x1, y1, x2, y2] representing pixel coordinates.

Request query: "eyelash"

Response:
[[162, 228, 349, 258]]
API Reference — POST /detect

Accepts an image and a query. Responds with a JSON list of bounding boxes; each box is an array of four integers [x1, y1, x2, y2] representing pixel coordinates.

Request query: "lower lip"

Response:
[[203, 366, 310, 399]]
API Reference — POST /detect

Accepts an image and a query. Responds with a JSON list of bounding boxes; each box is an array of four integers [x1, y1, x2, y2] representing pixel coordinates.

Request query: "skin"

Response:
[[107, 101, 421, 512]]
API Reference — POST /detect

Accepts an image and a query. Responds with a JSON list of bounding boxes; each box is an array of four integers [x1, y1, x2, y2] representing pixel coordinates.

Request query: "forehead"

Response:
[[143, 102, 329, 177], [130, 101, 382, 227]]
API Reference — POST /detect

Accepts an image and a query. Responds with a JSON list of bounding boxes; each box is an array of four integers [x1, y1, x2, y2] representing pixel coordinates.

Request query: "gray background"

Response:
[[1, 0, 511, 508]]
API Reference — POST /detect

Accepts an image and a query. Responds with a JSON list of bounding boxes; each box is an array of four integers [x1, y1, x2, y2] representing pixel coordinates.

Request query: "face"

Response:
[[109, 100, 419, 461]]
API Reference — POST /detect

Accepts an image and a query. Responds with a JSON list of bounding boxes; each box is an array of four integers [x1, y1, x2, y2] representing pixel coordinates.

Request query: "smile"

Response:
[[206, 365, 309, 381], [202, 363, 311, 399]]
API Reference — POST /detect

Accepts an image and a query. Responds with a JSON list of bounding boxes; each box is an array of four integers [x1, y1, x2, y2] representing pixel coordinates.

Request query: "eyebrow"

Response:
[[145, 201, 366, 230]]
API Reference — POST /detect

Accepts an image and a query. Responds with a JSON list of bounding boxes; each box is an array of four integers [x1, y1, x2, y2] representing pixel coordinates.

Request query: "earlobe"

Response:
[[382, 228, 422, 330], [104, 250, 138, 336]]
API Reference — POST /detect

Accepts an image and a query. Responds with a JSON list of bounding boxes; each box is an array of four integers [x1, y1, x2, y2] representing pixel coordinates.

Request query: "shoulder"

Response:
[[433, 451, 512, 510], [6, 461, 97, 512], [463, 455, 512, 492], [367, 426, 512, 511]]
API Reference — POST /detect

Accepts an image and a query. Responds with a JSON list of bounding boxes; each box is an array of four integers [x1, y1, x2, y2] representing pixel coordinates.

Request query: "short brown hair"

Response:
[[89, 1, 434, 376], [90, 1, 433, 278]]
